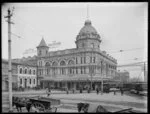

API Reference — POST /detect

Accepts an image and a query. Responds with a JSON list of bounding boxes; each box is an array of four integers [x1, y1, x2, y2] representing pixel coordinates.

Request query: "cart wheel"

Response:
[[30, 102, 45, 112]]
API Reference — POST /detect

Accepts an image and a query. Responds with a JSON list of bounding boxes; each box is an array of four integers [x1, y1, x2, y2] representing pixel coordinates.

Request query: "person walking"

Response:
[[66, 88, 69, 94], [46, 88, 51, 97], [120, 88, 124, 96], [96, 87, 99, 94], [114, 90, 116, 95]]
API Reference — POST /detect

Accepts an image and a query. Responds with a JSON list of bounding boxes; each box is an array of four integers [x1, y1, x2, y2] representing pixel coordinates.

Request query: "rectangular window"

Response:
[[81, 57, 82, 64], [76, 68, 78, 74], [93, 57, 96, 63], [72, 68, 74, 74], [30, 79, 32, 84], [76, 57, 78, 64], [81, 67, 83, 74], [20, 78, 22, 84], [84, 57, 86, 63], [34, 79, 35, 84], [84, 67, 86, 74], [90, 57, 92, 63]]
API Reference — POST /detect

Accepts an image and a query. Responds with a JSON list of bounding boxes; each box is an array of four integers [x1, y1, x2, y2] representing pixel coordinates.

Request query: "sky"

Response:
[[2, 2, 148, 79]]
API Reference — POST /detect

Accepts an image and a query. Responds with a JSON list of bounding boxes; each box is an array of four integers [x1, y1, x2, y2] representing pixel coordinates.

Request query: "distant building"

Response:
[[2, 59, 37, 91], [113, 70, 130, 83]]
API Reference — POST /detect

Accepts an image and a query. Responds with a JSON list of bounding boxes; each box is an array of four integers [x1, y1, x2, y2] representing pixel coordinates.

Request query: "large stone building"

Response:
[[36, 19, 117, 90]]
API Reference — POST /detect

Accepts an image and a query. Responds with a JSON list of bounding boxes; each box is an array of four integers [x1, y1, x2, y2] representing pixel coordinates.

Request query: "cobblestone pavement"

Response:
[[2, 90, 147, 113]]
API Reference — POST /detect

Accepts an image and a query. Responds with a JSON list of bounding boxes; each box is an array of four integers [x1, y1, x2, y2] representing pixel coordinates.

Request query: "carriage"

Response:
[[12, 96, 61, 113]]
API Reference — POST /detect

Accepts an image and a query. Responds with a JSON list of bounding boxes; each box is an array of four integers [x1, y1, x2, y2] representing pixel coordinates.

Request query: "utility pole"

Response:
[[143, 62, 146, 82], [101, 61, 104, 95], [4, 8, 14, 112]]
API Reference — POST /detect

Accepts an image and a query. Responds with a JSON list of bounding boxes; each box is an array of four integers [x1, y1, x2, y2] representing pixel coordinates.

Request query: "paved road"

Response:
[[2, 90, 147, 113]]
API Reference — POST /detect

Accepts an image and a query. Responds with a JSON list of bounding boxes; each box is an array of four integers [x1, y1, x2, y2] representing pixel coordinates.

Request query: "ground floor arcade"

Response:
[[40, 79, 114, 90]]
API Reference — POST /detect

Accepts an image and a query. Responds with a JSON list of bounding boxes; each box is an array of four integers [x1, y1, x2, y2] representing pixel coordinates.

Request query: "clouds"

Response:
[[2, 3, 147, 64]]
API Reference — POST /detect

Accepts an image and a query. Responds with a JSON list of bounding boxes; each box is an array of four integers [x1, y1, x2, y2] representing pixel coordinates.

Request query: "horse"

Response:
[[77, 102, 109, 113], [12, 96, 32, 112]]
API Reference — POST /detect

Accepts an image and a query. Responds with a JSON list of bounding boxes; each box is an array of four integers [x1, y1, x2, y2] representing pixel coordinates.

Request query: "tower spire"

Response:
[[87, 4, 89, 19]]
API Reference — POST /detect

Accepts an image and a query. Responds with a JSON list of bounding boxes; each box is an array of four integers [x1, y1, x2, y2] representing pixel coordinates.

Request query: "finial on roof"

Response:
[[87, 4, 89, 20]]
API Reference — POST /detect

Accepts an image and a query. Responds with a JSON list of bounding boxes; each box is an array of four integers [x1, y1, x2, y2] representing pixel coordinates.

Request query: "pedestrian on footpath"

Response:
[[114, 90, 116, 95], [46, 88, 51, 97], [72, 88, 75, 94], [96, 87, 99, 94], [66, 88, 69, 94], [120, 88, 124, 96]]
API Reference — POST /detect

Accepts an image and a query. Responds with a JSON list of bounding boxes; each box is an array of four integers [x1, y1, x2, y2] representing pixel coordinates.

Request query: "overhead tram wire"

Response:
[[107, 47, 145, 54], [117, 61, 147, 67], [13, 15, 44, 38]]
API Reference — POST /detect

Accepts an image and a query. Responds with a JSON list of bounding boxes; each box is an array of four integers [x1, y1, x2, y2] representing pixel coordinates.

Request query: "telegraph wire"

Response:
[[15, 15, 44, 38], [107, 47, 145, 54]]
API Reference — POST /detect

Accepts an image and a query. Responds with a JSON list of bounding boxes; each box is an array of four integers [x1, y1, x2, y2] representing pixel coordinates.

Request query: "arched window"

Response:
[[20, 68, 22, 74], [52, 61, 58, 66], [60, 61, 66, 66], [45, 62, 50, 67], [60, 61, 66, 75], [68, 60, 74, 65], [33, 70, 36, 75], [25, 69, 27, 74], [52, 61, 58, 76], [45, 62, 50, 75]]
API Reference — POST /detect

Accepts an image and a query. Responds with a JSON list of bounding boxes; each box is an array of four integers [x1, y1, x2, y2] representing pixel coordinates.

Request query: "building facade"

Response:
[[17, 64, 37, 88], [2, 59, 18, 91], [2, 59, 37, 91], [113, 70, 130, 83], [36, 20, 117, 90]]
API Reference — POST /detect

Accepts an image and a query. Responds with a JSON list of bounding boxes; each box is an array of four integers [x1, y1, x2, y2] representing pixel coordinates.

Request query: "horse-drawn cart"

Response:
[[13, 96, 61, 113], [29, 96, 61, 112]]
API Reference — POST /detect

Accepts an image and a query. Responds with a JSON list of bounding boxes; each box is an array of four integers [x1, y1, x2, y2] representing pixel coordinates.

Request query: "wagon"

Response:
[[29, 96, 61, 112]]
